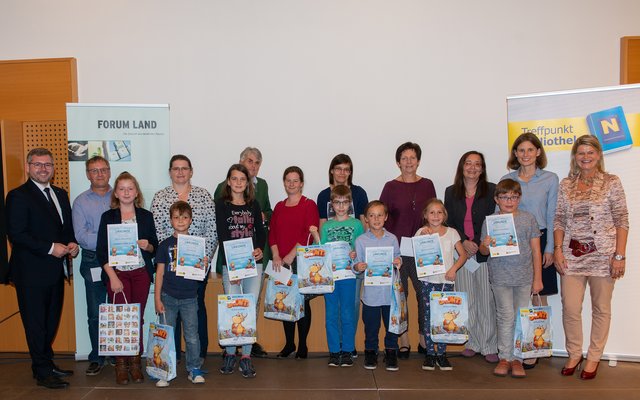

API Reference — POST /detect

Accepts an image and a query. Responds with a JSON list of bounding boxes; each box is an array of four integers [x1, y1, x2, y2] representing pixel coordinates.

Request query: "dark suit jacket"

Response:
[[6, 179, 76, 286], [444, 182, 496, 263], [96, 207, 158, 279]]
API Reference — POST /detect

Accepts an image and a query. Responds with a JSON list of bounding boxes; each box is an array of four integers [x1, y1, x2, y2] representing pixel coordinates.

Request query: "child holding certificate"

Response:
[[353, 201, 402, 371], [96, 172, 158, 385], [478, 179, 542, 378], [154, 201, 206, 387], [310, 185, 364, 368], [214, 164, 265, 378], [414, 199, 467, 371]]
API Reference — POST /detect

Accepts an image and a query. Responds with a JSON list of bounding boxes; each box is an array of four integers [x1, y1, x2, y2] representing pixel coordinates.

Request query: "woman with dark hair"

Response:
[[317, 154, 369, 229], [150, 154, 217, 363], [97, 172, 158, 385], [444, 151, 498, 363], [379, 142, 436, 358], [501, 133, 559, 369], [554, 135, 628, 380], [316, 154, 369, 357], [215, 164, 265, 377], [270, 166, 320, 359]]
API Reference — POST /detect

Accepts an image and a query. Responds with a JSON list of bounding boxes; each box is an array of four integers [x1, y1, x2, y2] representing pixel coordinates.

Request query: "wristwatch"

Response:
[[613, 253, 626, 261]]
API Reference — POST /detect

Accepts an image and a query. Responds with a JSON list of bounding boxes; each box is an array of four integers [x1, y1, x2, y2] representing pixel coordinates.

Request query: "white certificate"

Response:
[[223, 237, 258, 281], [486, 214, 520, 258], [364, 246, 394, 286], [326, 241, 356, 281], [264, 260, 293, 284], [107, 223, 139, 267], [412, 234, 446, 278], [176, 234, 207, 281]]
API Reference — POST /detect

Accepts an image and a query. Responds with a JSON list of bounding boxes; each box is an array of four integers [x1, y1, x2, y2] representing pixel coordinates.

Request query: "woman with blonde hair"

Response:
[[554, 135, 628, 380]]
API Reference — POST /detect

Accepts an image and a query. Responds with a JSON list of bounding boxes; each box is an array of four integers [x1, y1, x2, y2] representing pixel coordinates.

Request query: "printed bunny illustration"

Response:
[[274, 291, 288, 312], [533, 326, 546, 349], [309, 263, 323, 284], [231, 313, 247, 336], [442, 310, 460, 333]]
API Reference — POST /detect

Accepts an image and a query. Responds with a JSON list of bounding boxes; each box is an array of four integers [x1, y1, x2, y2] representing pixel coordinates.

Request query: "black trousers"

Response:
[[15, 279, 64, 379]]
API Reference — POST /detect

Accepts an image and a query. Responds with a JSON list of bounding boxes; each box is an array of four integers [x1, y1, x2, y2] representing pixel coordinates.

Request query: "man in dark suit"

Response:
[[5, 147, 79, 389]]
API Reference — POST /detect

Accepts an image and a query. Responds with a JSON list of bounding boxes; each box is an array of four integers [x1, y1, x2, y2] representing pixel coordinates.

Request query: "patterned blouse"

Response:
[[150, 186, 218, 258], [554, 172, 628, 277]]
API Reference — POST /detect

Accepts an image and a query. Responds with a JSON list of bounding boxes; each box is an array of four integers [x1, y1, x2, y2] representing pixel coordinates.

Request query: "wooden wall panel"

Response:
[[0, 58, 77, 121], [23, 121, 69, 192], [621, 36, 640, 84], [0, 58, 77, 353]]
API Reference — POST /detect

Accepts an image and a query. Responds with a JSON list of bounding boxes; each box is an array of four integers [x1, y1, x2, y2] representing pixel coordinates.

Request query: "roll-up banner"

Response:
[[67, 104, 170, 360]]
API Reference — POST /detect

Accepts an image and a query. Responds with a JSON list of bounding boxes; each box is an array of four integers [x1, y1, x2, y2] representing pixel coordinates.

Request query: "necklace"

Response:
[[579, 174, 595, 187], [401, 175, 417, 211]]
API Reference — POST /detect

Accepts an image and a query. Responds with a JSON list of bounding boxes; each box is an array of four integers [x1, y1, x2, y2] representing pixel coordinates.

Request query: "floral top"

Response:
[[554, 172, 628, 276], [150, 185, 218, 258]]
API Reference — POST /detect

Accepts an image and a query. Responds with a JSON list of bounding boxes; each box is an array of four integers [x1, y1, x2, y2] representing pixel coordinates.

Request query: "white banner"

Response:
[[67, 103, 170, 360], [507, 85, 640, 361]]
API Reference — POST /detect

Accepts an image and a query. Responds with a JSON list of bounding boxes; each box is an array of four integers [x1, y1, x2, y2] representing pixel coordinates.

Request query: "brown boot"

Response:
[[129, 355, 145, 383], [115, 357, 129, 385]]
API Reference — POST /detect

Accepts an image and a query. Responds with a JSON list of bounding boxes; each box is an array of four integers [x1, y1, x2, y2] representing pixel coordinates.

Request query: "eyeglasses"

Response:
[[170, 167, 192, 172], [333, 167, 351, 173], [497, 195, 520, 202], [29, 162, 54, 169], [87, 167, 110, 175], [332, 200, 350, 207]]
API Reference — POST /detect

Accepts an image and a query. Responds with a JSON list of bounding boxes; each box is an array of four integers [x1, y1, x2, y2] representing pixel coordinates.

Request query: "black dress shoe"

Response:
[[37, 375, 69, 389], [52, 365, 74, 377], [251, 342, 268, 358]]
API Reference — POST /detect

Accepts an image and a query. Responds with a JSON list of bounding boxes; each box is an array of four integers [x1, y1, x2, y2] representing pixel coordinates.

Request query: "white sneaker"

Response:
[[155, 379, 170, 388]]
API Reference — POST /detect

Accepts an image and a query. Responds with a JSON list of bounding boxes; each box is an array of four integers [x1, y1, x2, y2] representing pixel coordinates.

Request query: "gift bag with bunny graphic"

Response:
[[388, 268, 408, 334], [145, 316, 176, 381], [217, 294, 257, 346], [263, 275, 305, 322], [429, 291, 469, 344], [514, 304, 553, 359]]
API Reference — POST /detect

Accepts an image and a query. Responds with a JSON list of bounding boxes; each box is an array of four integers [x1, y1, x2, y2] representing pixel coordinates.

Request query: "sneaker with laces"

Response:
[[239, 357, 256, 378], [188, 368, 205, 384], [155, 379, 170, 387], [364, 350, 377, 370], [220, 355, 236, 375], [384, 349, 399, 371], [351, 350, 358, 359], [340, 351, 353, 367], [422, 355, 436, 370], [436, 354, 452, 371], [328, 353, 341, 367], [85, 362, 103, 376]]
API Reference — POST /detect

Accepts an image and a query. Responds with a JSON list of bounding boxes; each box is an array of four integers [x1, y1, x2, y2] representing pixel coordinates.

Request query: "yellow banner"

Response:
[[507, 113, 640, 152]]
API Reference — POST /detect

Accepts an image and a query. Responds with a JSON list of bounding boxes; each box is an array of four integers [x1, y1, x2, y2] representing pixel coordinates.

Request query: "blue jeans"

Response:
[[325, 279, 356, 353], [362, 304, 398, 351], [161, 292, 202, 372], [491, 284, 531, 362], [174, 278, 209, 360], [79, 250, 107, 364], [420, 281, 454, 356], [222, 263, 263, 355]]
